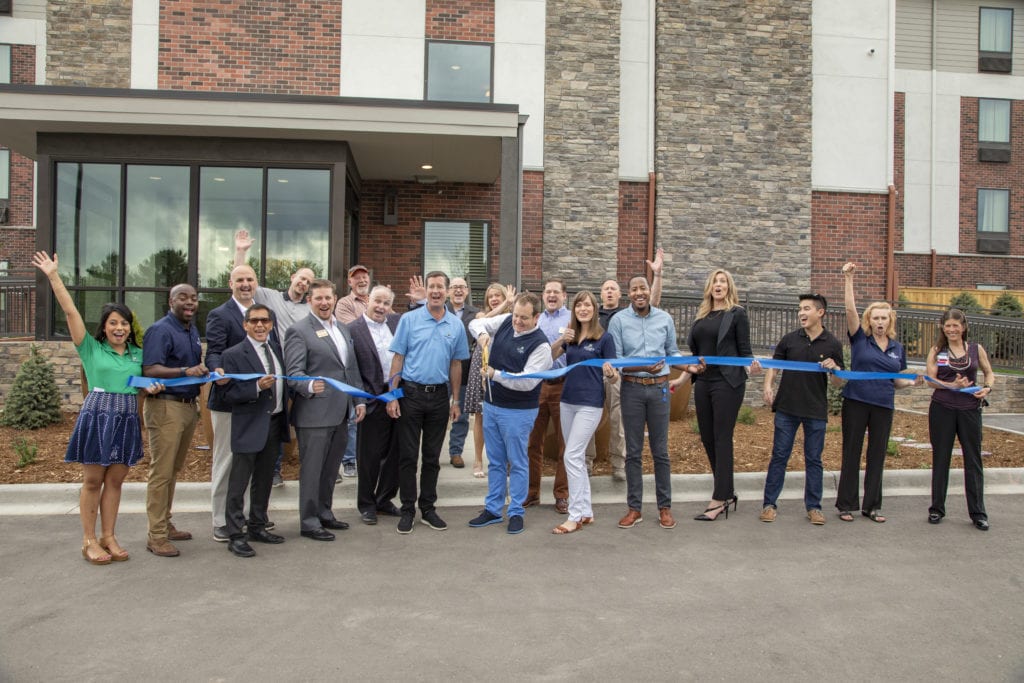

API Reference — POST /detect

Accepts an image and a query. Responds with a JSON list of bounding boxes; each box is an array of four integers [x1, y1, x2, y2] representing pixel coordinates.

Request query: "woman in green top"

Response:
[[33, 252, 164, 565]]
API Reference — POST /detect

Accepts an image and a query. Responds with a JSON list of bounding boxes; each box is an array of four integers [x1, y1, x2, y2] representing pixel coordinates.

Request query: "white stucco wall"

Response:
[[812, 0, 892, 193], [130, 0, 159, 89], [340, 0, 426, 100], [494, 0, 545, 170], [618, 0, 652, 180]]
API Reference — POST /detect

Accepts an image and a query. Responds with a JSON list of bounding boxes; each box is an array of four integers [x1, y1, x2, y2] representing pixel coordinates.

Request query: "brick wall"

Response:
[[425, 0, 494, 41], [959, 97, 1024, 257], [46, 0, 131, 87], [158, 0, 342, 95], [357, 179, 501, 292], [895, 91, 906, 251], [0, 341, 86, 412], [811, 191, 890, 303], [10, 43, 35, 83], [2, 44, 37, 274], [896, 252, 1024, 289], [618, 181, 649, 284], [655, 0, 813, 294], [521, 170, 544, 288]]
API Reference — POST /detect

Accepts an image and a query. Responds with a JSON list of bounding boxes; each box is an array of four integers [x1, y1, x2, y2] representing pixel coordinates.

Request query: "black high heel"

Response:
[[726, 496, 738, 512], [694, 503, 728, 521]]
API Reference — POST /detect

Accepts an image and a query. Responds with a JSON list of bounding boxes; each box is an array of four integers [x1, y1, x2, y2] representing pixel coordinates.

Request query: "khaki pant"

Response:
[[586, 375, 625, 473], [144, 398, 198, 541]]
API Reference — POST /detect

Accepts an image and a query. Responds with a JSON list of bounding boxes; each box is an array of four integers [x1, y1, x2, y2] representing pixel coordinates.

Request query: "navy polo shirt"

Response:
[[772, 327, 844, 420], [142, 311, 203, 398], [842, 327, 906, 410]]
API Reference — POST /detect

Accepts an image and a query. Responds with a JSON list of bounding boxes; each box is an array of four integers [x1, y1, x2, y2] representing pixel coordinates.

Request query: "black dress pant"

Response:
[[693, 378, 745, 501], [837, 398, 892, 513], [356, 406, 400, 513], [929, 401, 986, 521], [226, 412, 284, 539], [395, 383, 450, 515]]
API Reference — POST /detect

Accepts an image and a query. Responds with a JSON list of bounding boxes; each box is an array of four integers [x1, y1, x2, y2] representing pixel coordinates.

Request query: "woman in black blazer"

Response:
[[684, 269, 758, 521]]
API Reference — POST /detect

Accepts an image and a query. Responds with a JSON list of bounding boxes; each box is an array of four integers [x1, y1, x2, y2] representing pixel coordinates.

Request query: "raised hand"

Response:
[[31, 251, 58, 278], [406, 275, 426, 302], [235, 229, 254, 252]]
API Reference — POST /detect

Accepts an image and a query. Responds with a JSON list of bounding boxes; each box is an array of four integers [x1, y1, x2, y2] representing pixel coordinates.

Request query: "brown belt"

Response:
[[543, 377, 565, 385], [151, 393, 198, 404], [622, 374, 668, 385]]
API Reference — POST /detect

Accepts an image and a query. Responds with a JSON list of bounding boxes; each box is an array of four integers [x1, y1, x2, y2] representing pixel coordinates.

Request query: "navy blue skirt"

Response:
[[64, 391, 144, 467]]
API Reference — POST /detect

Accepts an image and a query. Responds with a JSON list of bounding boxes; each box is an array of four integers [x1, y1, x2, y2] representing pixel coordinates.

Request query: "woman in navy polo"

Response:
[[836, 262, 920, 523]]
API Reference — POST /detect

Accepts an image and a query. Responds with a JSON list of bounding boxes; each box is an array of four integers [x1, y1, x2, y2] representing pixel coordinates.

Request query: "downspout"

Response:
[[929, 0, 937, 259], [887, 184, 897, 301], [647, 172, 656, 268], [646, 0, 657, 271], [930, 248, 937, 287]]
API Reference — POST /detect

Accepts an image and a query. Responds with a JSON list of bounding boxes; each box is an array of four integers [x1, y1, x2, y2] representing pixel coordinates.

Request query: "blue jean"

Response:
[[620, 382, 672, 510], [482, 403, 537, 519], [448, 391, 468, 457], [342, 419, 357, 466], [762, 410, 826, 510]]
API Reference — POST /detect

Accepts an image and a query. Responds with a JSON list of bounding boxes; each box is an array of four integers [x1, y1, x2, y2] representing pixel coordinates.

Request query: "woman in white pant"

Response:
[[550, 291, 617, 534]]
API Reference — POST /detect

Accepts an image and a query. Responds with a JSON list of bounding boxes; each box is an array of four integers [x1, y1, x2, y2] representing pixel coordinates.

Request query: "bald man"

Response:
[[206, 265, 268, 542]]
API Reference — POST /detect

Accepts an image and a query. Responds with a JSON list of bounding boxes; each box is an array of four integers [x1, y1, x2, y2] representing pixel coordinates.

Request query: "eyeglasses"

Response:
[[246, 318, 272, 325], [451, 285, 468, 290]]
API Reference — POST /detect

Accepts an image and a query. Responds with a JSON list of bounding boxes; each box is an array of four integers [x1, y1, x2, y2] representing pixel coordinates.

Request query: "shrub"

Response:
[[949, 292, 984, 314], [0, 345, 63, 430], [896, 293, 921, 353], [826, 347, 852, 416], [736, 406, 756, 425], [886, 439, 901, 458], [988, 292, 1024, 361], [14, 438, 37, 468], [990, 292, 1023, 318]]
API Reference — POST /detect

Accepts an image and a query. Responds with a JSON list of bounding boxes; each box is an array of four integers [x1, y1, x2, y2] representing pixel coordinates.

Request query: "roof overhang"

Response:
[[0, 85, 521, 183]]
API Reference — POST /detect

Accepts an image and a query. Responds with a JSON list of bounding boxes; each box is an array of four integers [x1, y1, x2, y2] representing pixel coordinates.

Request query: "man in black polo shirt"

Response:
[[759, 293, 844, 525]]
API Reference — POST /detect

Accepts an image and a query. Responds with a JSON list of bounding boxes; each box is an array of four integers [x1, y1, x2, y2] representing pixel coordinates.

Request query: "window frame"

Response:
[[0, 148, 9, 201], [978, 98, 1012, 162], [0, 44, 12, 84], [0, 2, 11, 18], [978, 7, 1014, 73], [421, 219, 491, 295], [976, 187, 1011, 254], [424, 39, 495, 104]]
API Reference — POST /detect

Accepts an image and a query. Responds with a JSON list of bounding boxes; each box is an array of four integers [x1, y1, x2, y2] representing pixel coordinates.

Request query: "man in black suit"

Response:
[[347, 285, 402, 525], [217, 304, 289, 558], [284, 279, 366, 541], [206, 265, 260, 542]]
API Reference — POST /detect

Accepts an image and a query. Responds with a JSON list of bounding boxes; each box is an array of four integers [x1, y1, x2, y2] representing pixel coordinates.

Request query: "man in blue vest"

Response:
[[466, 293, 552, 534]]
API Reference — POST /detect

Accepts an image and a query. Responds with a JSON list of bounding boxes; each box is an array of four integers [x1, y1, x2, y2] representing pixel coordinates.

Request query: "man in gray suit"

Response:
[[284, 279, 366, 541]]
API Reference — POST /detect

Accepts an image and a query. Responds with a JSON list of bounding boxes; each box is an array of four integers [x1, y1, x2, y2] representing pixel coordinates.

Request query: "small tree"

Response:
[[990, 292, 1024, 318], [1, 345, 63, 430], [949, 291, 984, 314]]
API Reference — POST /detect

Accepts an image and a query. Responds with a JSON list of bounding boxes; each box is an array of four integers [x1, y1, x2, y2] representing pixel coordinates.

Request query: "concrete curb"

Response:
[[3, 467, 1023, 516]]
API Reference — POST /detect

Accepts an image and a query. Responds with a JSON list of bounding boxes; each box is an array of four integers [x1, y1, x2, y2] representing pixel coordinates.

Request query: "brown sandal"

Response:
[[580, 517, 594, 526], [82, 538, 112, 565], [99, 535, 130, 562], [552, 521, 582, 535]]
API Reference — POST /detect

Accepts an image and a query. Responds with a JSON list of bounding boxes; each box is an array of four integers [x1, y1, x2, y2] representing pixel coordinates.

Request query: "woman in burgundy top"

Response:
[[925, 308, 995, 531]]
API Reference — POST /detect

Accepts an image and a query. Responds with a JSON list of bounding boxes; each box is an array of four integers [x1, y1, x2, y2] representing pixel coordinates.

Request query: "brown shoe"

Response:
[[554, 497, 569, 514], [759, 506, 777, 523], [659, 507, 676, 529], [450, 455, 465, 468], [167, 524, 192, 541], [146, 538, 180, 557], [807, 509, 826, 525], [618, 509, 643, 528], [522, 496, 541, 508]]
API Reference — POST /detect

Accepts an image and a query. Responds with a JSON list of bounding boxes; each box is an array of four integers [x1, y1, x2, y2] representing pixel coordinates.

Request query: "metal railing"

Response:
[[0, 280, 34, 338]]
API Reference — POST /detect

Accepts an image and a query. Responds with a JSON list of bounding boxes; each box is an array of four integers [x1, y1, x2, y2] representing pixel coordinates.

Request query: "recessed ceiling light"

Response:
[[450, 64, 461, 71], [421, 164, 433, 170], [277, 178, 289, 183], [148, 176, 162, 181], [213, 177, 225, 182]]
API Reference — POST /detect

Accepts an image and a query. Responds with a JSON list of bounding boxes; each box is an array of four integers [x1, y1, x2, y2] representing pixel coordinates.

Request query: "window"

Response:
[[977, 188, 1010, 253], [0, 148, 9, 200], [0, 2, 11, 17], [52, 162, 332, 335], [425, 41, 493, 103], [423, 220, 490, 293], [979, 7, 1013, 73], [0, 45, 11, 84], [978, 98, 1011, 161]]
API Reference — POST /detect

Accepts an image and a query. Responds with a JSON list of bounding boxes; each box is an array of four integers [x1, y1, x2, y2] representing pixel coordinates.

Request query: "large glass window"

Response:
[[979, 99, 1011, 143], [980, 8, 1013, 53], [52, 161, 331, 336], [0, 45, 10, 83], [978, 189, 1010, 233], [425, 41, 493, 103], [0, 148, 9, 200], [423, 220, 489, 291]]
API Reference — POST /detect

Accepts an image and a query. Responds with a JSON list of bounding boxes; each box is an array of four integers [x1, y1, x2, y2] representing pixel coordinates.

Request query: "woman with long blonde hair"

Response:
[[684, 268, 758, 521], [835, 262, 919, 523], [464, 283, 515, 477]]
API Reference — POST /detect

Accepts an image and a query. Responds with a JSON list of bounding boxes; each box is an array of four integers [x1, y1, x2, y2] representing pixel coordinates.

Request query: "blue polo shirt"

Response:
[[538, 307, 571, 368], [561, 333, 617, 408], [390, 305, 470, 385], [607, 305, 679, 378], [142, 311, 203, 398], [842, 327, 906, 409]]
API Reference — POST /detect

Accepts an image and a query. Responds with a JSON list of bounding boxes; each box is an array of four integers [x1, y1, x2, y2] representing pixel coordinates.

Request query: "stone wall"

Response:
[[542, 0, 621, 289], [46, 0, 132, 87], [654, 0, 813, 294], [0, 341, 87, 412]]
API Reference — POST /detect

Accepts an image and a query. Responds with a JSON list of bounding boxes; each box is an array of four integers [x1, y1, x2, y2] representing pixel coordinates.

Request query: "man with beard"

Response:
[[284, 279, 366, 541], [347, 285, 402, 524], [386, 271, 470, 534], [206, 265, 262, 542], [607, 275, 685, 531], [759, 294, 844, 525], [142, 284, 207, 557]]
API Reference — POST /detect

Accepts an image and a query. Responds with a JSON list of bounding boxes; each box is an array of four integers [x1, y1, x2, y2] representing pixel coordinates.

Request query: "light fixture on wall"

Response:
[[414, 175, 438, 185], [383, 188, 398, 225]]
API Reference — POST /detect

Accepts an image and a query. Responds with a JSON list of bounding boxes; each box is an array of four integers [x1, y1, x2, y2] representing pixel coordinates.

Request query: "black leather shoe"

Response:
[[300, 528, 335, 541], [321, 518, 350, 530], [248, 528, 285, 544], [228, 538, 256, 557], [974, 518, 990, 531], [377, 503, 401, 517], [360, 510, 378, 525]]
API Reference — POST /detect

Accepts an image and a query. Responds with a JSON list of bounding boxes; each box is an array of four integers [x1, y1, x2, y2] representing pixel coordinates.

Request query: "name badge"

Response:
[[316, 329, 330, 338], [936, 352, 948, 367]]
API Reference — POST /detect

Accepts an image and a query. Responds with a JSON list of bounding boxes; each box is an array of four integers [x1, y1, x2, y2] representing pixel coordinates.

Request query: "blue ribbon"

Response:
[[127, 373, 405, 403]]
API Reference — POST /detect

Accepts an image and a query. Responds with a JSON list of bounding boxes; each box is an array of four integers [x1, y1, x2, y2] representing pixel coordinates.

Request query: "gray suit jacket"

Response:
[[284, 313, 364, 429]]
